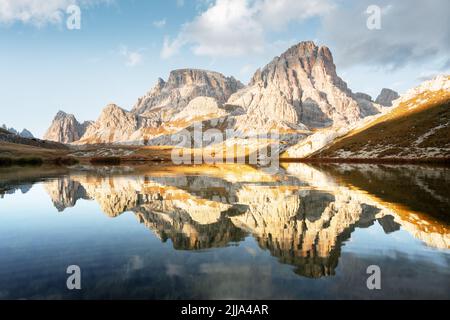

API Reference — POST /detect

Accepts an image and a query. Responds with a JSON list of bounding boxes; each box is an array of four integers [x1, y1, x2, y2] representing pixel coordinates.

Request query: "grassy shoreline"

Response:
[[280, 157, 450, 166]]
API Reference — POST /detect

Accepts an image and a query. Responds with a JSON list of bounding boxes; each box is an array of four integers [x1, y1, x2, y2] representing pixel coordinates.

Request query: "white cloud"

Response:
[[320, 0, 450, 70], [0, 0, 74, 25], [256, 0, 334, 30], [153, 18, 166, 28], [0, 0, 109, 26], [119, 46, 143, 67], [162, 0, 449, 73], [161, 0, 333, 59], [161, 35, 187, 59]]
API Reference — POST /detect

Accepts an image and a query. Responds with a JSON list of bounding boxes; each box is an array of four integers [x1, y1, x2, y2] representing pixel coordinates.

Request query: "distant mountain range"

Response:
[[1, 125, 34, 139], [44, 41, 395, 145], [9, 40, 450, 161]]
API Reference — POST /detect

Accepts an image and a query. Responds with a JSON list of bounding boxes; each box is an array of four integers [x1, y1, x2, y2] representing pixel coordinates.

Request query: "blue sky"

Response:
[[1, 0, 449, 137]]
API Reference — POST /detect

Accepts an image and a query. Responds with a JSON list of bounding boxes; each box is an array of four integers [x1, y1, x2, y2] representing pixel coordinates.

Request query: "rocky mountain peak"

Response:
[[102, 103, 124, 114], [96, 104, 136, 127], [19, 129, 34, 138], [76, 103, 160, 145], [166, 69, 227, 87], [47, 41, 403, 148], [55, 110, 68, 117], [250, 42, 338, 87], [131, 68, 244, 119], [156, 77, 166, 87], [44, 110, 92, 144], [375, 88, 400, 107], [229, 40, 376, 129]]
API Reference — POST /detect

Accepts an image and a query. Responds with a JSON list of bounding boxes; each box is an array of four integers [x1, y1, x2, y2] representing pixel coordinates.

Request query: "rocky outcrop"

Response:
[[375, 88, 400, 107], [228, 41, 381, 130], [49, 41, 418, 156], [77, 70, 244, 145], [171, 97, 228, 123], [54, 42, 385, 149], [354, 92, 372, 101], [132, 69, 244, 121], [76, 104, 159, 145], [44, 111, 92, 143]]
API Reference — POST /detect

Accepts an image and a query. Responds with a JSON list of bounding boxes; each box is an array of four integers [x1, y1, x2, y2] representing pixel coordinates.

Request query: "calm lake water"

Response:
[[0, 163, 449, 300]]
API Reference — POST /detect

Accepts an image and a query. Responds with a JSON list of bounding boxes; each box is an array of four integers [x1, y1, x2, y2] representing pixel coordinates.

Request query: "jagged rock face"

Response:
[[354, 92, 372, 101], [228, 41, 379, 129], [132, 69, 244, 121], [375, 88, 400, 107], [353, 93, 381, 118], [77, 104, 159, 145], [171, 97, 228, 123], [64, 42, 389, 147], [44, 111, 92, 143], [76, 70, 244, 145]]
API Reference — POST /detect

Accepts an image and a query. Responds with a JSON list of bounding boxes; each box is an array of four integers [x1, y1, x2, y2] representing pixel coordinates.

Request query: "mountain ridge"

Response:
[[44, 111, 92, 143], [1, 124, 34, 138], [38, 40, 450, 165]]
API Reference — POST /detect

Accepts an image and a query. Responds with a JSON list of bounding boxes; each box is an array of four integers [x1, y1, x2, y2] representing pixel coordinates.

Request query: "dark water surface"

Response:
[[0, 163, 448, 299]]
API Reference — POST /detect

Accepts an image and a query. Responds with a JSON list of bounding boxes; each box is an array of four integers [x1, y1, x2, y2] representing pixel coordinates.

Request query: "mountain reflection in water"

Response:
[[0, 163, 449, 299]]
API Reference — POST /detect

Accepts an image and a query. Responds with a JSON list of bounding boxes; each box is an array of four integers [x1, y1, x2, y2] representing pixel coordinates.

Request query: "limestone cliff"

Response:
[[132, 69, 243, 121], [375, 88, 400, 107], [228, 41, 381, 130], [44, 111, 92, 143]]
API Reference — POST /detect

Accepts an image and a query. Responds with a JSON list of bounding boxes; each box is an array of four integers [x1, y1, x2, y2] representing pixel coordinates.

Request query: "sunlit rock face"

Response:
[[44, 111, 92, 143], [40, 164, 450, 277], [228, 41, 380, 130], [171, 97, 229, 123], [75, 72, 244, 145], [64, 42, 384, 151], [132, 69, 244, 120], [76, 104, 161, 145]]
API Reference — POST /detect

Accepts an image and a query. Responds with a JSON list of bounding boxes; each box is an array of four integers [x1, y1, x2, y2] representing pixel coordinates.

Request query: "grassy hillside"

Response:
[[312, 88, 450, 160]]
